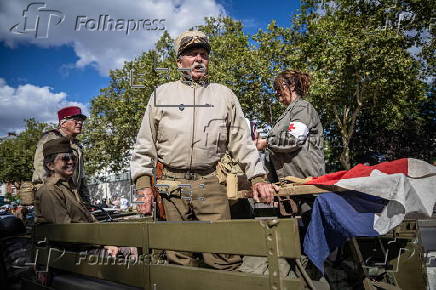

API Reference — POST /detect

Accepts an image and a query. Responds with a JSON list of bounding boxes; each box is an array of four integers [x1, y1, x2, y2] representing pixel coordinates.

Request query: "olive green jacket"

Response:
[[265, 99, 325, 180], [32, 129, 90, 203], [34, 175, 94, 224]]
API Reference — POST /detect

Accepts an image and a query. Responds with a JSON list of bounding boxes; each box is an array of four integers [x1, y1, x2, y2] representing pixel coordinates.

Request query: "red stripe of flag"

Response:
[[306, 158, 409, 185]]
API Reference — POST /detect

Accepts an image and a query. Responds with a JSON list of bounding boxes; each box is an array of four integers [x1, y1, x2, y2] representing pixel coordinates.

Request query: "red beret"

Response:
[[57, 106, 87, 121]]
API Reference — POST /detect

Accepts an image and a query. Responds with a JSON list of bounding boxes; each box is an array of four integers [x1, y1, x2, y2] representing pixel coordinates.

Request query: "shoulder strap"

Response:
[[42, 129, 62, 137]]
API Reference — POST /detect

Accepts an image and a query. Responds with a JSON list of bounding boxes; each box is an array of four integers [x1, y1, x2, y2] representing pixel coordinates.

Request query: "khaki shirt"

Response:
[[131, 80, 266, 188], [32, 129, 90, 202], [34, 175, 94, 224], [266, 99, 325, 180]]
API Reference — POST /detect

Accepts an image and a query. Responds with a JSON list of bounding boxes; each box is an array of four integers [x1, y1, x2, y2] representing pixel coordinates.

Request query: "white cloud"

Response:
[[0, 0, 225, 76], [0, 78, 88, 135]]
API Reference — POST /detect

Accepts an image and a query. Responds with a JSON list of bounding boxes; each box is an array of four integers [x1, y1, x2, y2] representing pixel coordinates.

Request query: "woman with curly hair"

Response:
[[256, 70, 325, 181]]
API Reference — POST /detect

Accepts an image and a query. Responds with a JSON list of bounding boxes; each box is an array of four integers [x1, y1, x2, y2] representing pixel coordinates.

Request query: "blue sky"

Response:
[[0, 44, 107, 104], [0, 0, 300, 135]]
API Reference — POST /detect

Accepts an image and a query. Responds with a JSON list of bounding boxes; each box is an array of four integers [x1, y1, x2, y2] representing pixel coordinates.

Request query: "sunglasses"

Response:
[[57, 153, 77, 162], [65, 116, 85, 123]]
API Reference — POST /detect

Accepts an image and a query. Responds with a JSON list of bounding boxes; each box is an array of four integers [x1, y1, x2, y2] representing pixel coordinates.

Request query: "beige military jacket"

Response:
[[131, 80, 266, 188], [34, 175, 94, 224], [32, 129, 90, 202]]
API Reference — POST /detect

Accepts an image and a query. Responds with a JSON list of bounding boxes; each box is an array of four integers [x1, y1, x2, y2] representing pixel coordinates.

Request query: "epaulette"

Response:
[[42, 129, 63, 137]]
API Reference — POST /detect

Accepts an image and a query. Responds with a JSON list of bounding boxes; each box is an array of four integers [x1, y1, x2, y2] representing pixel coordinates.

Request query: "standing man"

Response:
[[32, 106, 90, 204], [130, 30, 277, 270]]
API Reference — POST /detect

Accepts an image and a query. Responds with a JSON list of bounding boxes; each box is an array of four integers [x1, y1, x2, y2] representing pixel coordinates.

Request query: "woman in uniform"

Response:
[[250, 70, 329, 285], [34, 137, 119, 256], [256, 70, 325, 180]]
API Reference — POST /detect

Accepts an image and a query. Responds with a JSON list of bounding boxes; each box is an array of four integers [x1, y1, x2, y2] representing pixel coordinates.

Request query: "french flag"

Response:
[[302, 158, 436, 272]]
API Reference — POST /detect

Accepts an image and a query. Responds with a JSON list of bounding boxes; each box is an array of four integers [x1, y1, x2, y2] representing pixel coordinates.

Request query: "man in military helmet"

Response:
[[32, 106, 90, 204], [130, 30, 278, 270]]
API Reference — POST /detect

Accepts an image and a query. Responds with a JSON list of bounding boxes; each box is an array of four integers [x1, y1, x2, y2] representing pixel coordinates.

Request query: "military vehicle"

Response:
[[1, 182, 435, 289]]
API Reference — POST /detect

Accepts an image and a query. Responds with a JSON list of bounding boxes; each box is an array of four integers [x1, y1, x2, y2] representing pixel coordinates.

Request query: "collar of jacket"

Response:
[[180, 75, 209, 88], [285, 98, 302, 111], [273, 99, 301, 126], [278, 99, 298, 118], [56, 128, 80, 145], [46, 174, 73, 188]]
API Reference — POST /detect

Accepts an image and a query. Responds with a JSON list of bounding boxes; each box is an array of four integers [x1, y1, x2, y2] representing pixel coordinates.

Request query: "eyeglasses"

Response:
[[57, 153, 77, 162], [65, 116, 85, 123]]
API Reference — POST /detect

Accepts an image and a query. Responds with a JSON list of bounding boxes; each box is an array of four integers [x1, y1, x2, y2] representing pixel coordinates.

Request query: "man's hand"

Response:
[[252, 182, 279, 203], [136, 188, 154, 214]]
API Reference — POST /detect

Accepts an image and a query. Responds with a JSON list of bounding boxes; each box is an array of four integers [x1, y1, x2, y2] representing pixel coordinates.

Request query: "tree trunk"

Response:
[[335, 79, 364, 170], [334, 107, 353, 170], [340, 138, 351, 170]]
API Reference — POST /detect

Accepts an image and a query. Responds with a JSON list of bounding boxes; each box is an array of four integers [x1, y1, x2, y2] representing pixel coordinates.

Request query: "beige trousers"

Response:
[[161, 174, 242, 270]]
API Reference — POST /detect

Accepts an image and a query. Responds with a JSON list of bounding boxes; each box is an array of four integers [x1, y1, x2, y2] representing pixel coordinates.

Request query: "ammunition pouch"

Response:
[[216, 153, 252, 200], [18, 181, 36, 206]]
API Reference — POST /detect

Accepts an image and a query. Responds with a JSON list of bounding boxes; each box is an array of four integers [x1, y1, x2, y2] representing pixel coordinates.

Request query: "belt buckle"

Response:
[[184, 171, 196, 180]]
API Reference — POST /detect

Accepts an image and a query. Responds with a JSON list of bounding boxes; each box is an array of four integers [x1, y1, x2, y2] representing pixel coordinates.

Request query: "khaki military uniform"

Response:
[[131, 79, 266, 269], [161, 169, 242, 270], [32, 129, 90, 203], [266, 99, 325, 181], [239, 99, 325, 276], [34, 175, 94, 224], [131, 80, 266, 187]]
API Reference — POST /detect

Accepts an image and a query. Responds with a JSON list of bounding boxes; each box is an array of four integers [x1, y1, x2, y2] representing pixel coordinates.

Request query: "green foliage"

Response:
[[0, 119, 53, 183], [83, 2, 433, 174], [83, 31, 174, 175], [83, 17, 273, 175], [299, 3, 428, 168], [351, 88, 436, 164]]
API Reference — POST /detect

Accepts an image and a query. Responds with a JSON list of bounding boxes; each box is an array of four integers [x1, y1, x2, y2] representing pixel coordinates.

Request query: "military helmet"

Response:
[[174, 30, 211, 58]]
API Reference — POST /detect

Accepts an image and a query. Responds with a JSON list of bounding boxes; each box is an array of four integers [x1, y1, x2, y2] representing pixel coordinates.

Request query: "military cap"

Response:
[[43, 137, 72, 158], [57, 106, 87, 121], [174, 30, 211, 58]]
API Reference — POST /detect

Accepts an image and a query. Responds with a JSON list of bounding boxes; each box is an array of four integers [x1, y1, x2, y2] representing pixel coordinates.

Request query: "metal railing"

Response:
[[33, 219, 303, 290]]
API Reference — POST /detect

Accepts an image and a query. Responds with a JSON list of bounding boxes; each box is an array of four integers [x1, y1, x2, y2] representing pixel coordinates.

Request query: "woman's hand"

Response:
[[104, 245, 119, 256], [255, 138, 268, 151]]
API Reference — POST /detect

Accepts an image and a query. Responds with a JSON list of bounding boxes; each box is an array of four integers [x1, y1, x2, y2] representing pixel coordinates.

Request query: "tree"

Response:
[[290, 0, 431, 169], [351, 88, 436, 164], [84, 5, 433, 174], [83, 17, 269, 175], [0, 119, 53, 186]]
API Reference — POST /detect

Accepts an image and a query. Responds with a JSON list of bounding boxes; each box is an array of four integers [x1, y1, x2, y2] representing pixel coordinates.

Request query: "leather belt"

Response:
[[162, 166, 216, 180]]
